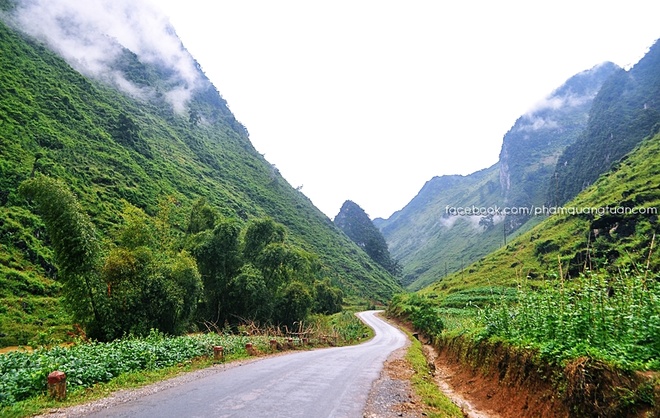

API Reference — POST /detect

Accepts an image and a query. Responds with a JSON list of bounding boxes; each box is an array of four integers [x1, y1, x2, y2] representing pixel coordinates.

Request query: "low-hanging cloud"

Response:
[[516, 91, 593, 132], [10, 0, 201, 112]]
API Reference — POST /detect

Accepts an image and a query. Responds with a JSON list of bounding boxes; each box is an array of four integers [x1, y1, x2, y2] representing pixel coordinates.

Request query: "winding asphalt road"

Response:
[[86, 311, 407, 418]]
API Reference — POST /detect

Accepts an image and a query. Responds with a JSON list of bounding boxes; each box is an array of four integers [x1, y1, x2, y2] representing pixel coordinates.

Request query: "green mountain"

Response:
[[423, 130, 660, 298], [550, 39, 660, 206], [376, 63, 617, 290], [375, 165, 503, 290], [0, 11, 399, 345], [334, 200, 399, 276]]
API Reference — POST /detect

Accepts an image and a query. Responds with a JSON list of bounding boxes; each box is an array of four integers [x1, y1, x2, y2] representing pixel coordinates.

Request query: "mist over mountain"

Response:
[[377, 62, 619, 290], [7, 0, 201, 113], [550, 38, 660, 206], [500, 62, 619, 223]]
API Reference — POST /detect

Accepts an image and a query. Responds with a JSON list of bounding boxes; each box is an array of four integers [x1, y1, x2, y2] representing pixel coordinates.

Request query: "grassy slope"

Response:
[[421, 132, 660, 299], [379, 165, 503, 290], [0, 20, 400, 346]]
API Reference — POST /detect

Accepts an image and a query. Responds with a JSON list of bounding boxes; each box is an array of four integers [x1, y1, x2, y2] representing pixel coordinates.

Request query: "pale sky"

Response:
[[149, 1, 659, 220]]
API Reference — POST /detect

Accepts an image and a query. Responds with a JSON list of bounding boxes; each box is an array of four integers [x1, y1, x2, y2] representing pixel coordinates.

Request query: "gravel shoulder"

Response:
[[363, 337, 429, 418]]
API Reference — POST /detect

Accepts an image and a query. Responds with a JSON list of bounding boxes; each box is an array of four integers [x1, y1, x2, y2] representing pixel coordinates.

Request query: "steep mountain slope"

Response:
[[377, 64, 617, 290], [0, 15, 400, 345], [375, 165, 502, 290], [501, 62, 619, 213], [551, 38, 660, 205], [422, 131, 660, 299]]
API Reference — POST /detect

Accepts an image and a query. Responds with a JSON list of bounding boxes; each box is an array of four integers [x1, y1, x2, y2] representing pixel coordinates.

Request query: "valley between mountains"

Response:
[[2, 1, 660, 417]]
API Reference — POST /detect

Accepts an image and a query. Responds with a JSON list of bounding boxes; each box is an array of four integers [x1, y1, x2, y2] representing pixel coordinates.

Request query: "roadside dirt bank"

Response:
[[389, 312, 660, 418], [378, 315, 495, 418]]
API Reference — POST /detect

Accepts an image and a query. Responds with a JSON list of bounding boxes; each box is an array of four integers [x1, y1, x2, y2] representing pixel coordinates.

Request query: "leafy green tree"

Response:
[[101, 205, 203, 338], [229, 263, 272, 322], [186, 197, 217, 235], [18, 175, 105, 335], [275, 281, 314, 327], [101, 246, 156, 337], [256, 243, 318, 286], [19, 183, 203, 340], [116, 204, 159, 249], [313, 278, 344, 314], [164, 250, 203, 333], [191, 218, 243, 323], [242, 217, 286, 262]]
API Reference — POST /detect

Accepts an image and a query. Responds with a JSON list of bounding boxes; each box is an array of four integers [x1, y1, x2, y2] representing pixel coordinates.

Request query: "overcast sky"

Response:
[[130, 2, 658, 219]]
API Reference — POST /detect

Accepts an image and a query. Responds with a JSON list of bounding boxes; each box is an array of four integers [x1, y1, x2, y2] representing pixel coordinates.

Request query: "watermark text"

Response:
[[444, 205, 658, 217]]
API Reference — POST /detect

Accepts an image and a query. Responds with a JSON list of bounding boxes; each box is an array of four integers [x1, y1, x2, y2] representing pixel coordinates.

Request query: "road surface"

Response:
[[85, 310, 407, 418]]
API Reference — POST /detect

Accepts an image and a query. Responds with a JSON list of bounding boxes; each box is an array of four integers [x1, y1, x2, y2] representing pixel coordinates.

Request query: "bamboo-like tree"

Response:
[[19, 175, 105, 335]]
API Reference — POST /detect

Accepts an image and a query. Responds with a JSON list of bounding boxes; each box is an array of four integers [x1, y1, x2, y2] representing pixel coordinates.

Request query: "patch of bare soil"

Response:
[[383, 315, 565, 418], [424, 344, 565, 418]]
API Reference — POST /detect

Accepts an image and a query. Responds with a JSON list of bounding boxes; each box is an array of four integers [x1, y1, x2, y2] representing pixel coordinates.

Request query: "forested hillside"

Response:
[[0, 14, 399, 346]]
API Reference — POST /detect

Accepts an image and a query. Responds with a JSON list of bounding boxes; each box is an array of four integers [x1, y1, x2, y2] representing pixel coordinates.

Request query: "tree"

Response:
[[229, 263, 272, 322], [313, 278, 343, 314], [256, 243, 319, 287], [191, 218, 242, 323], [19, 175, 105, 336], [242, 217, 286, 262], [187, 197, 217, 235], [20, 181, 203, 340], [101, 204, 203, 339], [275, 281, 313, 327]]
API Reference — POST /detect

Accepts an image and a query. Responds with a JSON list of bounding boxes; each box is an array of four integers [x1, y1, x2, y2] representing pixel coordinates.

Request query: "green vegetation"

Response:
[[405, 337, 464, 418], [389, 280, 659, 416], [0, 17, 400, 346], [17, 175, 345, 340], [481, 267, 660, 370]]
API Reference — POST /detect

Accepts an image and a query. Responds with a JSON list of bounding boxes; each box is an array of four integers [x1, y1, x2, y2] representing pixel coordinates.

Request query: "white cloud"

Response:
[[11, 0, 201, 112]]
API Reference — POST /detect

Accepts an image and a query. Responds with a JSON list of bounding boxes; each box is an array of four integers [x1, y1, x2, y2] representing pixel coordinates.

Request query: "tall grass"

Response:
[[480, 266, 660, 370]]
